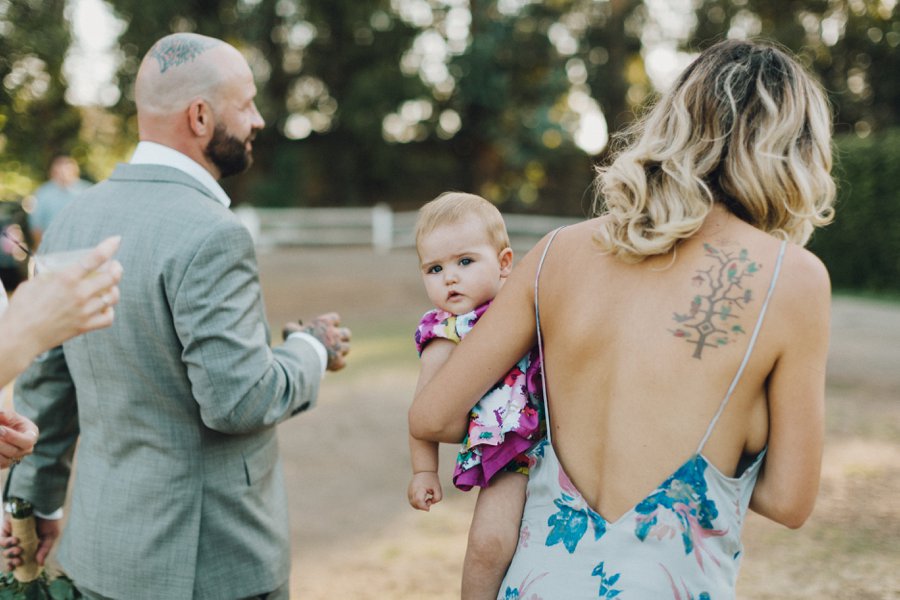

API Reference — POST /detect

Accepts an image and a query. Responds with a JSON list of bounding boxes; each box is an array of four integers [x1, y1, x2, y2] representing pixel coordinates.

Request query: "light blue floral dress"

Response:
[[499, 231, 787, 599]]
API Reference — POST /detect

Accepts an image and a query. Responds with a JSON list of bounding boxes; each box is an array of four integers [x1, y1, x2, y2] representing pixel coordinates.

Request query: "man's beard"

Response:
[[205, 124, 253, 178]]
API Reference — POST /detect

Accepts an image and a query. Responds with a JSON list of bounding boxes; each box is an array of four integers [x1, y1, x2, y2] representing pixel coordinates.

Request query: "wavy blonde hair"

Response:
[[594, 39, 836, 262]]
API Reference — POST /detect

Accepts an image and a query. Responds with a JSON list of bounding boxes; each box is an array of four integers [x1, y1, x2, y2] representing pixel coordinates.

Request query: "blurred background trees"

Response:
[[0, 0, 82, 198], [1, 0, 898, 289]]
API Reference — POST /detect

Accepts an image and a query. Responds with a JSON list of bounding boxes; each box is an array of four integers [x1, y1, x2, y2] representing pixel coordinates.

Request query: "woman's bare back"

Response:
[[535, 206, 827, 523]]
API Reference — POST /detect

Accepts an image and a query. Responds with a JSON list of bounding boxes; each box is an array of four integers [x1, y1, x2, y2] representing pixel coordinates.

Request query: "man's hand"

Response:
[[283, 312, 351, 372], [1, 515, 60, 570], [408, 471, 443, 511]]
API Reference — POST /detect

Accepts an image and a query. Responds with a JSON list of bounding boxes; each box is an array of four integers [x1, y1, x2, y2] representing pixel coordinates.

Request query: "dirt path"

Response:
[[259, 246, 900, 599]]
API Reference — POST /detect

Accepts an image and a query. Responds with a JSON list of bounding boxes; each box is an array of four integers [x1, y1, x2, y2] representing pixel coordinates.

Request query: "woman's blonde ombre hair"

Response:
[[594, 39, 836, 262]]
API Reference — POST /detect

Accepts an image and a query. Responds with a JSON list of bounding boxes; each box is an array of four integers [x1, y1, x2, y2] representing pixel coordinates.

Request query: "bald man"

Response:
[[3, 34, 350, 600]]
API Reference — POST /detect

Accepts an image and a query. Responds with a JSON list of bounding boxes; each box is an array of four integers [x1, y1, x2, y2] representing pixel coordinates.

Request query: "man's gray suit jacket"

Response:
[[8, 163, 322, 599]]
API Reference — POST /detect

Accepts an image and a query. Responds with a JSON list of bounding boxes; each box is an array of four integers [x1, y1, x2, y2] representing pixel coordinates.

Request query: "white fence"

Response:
[[235, 204, 581, 253]]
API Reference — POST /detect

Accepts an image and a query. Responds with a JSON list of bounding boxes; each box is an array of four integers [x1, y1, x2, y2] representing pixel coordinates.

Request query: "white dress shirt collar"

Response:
[[130, 141, 231, 208]]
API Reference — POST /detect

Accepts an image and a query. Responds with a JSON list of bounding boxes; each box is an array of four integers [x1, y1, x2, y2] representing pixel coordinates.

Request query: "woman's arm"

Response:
[[0, 236, 122, 388], [409, 235, 549, 443], [750, 250, 831, 528]]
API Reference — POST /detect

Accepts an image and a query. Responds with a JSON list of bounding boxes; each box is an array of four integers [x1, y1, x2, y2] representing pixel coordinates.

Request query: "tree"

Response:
[[390, 0, 646, 214], [0, 0, 82, 195], [689, 0, 900, 134], [436, 1, 585, 207], [104, 0, 430, 206], [262, 0, 431, 206], [95, 0, 660, 213], [670, 243, 760, 359], [93, 0, 657, 213]]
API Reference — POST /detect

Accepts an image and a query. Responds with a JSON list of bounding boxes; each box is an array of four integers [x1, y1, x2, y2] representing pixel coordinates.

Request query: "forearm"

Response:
[[408, 407, 469, 444], [7, 437, 77, 515], [754, 355, 826, 528], [409, 434, 440, 474], [0, 314, 41, 387], [749, 457, 820, 529], [0, 330, 34, 387], [196, 337, 323, 434], [749, 473, 782, 522], [8, 347, 79, 514], [175, 223, 323, 434]]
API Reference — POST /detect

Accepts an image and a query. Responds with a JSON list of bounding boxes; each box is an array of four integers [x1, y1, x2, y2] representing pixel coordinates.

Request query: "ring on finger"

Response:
[[101, 292, 112, 311]]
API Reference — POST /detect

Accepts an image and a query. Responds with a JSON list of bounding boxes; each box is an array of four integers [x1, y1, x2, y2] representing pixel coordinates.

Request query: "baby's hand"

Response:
[[408, 471, 443, 511]]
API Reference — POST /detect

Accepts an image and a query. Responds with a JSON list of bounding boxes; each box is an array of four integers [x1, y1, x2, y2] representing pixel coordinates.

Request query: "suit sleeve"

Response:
[[172, 219, 322, 434], [6, 346, 79, 515]]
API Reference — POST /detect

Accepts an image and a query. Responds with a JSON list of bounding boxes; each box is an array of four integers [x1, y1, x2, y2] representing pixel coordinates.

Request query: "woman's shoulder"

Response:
[[521, 218, 610, 264], [778, 242, 831, 305], [700, 213, 830, 294], [716, 233, 831, 355], [771, 241, 831, 322], [781, 241, 830, 290], [717, 223, 831, 308]]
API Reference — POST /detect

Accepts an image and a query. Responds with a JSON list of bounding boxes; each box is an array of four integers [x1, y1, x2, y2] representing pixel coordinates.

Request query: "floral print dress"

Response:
[[499, 232, 787, 599], [416, 301, 543, 490]]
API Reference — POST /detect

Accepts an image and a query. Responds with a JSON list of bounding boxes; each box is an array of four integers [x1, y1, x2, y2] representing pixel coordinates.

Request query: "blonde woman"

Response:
[[410, 39, 835, 597]]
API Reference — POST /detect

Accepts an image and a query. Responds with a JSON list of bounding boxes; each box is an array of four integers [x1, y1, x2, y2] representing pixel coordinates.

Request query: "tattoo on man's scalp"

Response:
[[669, 243, 763, 359], [151, 37, 219, 73]]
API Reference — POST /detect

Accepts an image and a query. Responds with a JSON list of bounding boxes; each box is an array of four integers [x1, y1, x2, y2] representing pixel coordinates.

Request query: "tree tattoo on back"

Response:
[[151, 37, 219, 73], [670, 243, 763, 359]]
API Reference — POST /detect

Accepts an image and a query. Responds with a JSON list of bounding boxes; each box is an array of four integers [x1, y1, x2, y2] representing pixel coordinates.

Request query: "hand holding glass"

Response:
[[32, 247, 100, 275], [4, 236, 124, 370]]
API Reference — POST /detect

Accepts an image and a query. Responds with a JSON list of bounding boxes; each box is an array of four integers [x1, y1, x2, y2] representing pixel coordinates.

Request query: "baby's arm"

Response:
[[408, 339, 455, 511], [408, 436, 442, 511]]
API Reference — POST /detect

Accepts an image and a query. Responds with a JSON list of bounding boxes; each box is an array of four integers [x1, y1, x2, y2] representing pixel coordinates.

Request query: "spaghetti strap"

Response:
[[697, 240, 789, 453], [534, 226, 566, 445]]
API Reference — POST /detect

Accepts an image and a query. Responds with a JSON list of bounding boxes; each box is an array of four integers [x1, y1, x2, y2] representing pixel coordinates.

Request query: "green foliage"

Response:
[[99, 0, 651, 213], [3, 0, 899, 228], [0, 500, 79, 600], [809, 128, 900, 292], [690, 0, 900, 136], [3, 498, 33, 520], [0, 572, 80, 600], [0, 0, 82, 186], [437, 0, 643, 212]]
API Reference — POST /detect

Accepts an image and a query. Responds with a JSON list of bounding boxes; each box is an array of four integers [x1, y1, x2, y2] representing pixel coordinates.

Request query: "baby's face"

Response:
[[418, 218, 509, 315]]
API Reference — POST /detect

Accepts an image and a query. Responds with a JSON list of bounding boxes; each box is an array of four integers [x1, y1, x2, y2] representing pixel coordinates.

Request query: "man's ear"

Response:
[[498, 247, 514, 278], [187, 99, 213, 137]]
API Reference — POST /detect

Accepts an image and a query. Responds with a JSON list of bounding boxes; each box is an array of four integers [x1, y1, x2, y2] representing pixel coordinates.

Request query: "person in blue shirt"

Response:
[[28, 155, 90, 248]]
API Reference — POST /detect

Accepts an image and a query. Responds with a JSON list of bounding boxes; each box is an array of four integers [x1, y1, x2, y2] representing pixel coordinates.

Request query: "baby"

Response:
[[407, 192, 543, 599]]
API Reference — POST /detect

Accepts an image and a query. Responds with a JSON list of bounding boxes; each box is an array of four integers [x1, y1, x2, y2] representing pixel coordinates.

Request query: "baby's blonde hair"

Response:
[[415, 192, 510, 258], [594, 39, 836, 262]]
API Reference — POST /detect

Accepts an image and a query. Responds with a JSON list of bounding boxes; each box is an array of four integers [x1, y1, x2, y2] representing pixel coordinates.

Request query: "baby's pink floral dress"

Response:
[[415, 301, 544, 490]]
